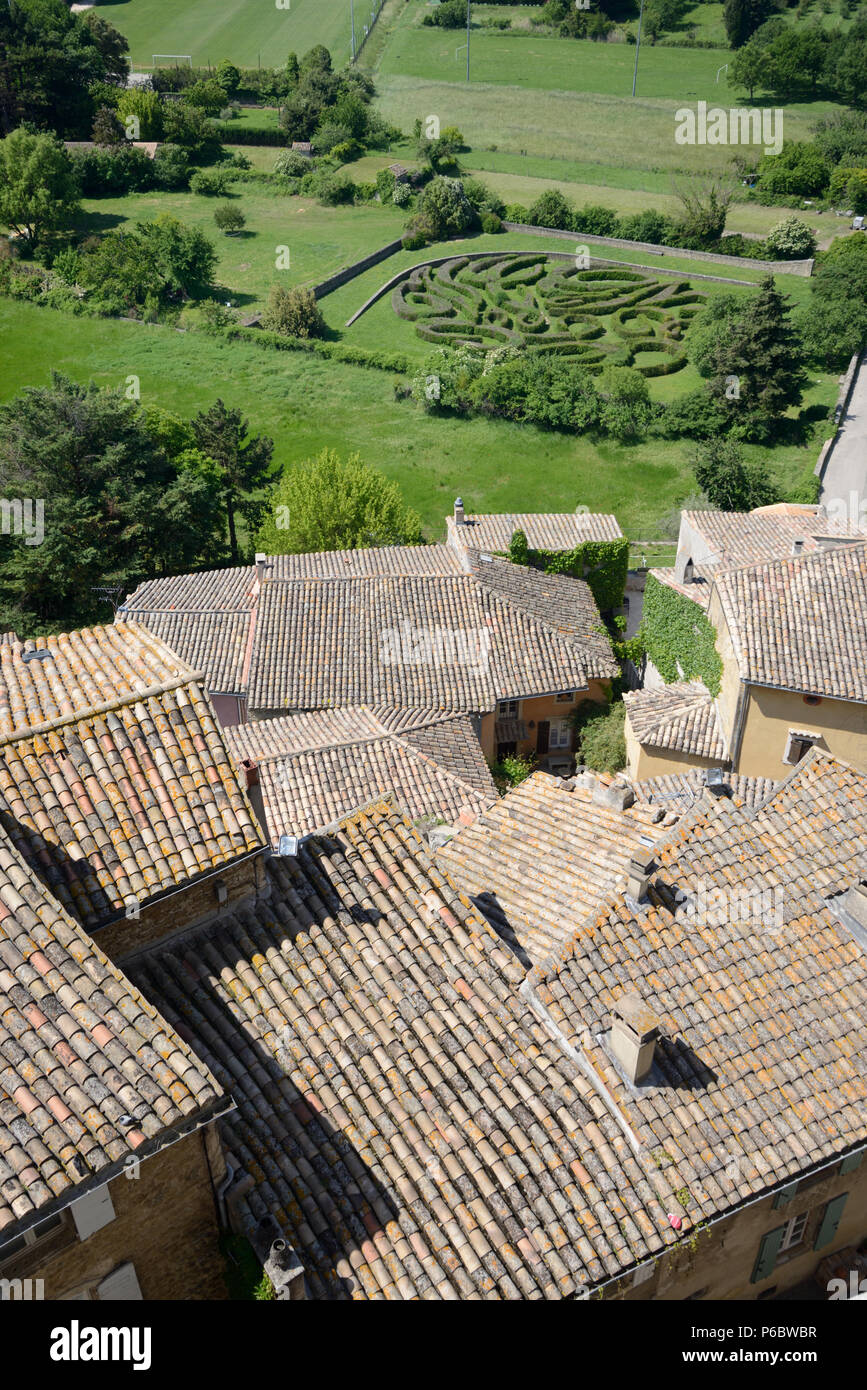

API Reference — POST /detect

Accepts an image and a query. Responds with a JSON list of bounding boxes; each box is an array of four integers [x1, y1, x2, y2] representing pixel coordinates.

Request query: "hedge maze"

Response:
[[391, 253, 705, 375]]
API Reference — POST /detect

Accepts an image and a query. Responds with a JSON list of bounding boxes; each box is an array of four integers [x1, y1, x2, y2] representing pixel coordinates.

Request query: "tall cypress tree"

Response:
[[723, 0, 773, 48], [710, 276, 806, 440]]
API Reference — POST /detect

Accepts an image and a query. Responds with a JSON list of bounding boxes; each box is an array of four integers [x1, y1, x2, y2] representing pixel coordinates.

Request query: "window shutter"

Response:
[[750, 1224, 787, 1283], [70, 1186, 115, 1241], [772, 1181, 799, 1209], [536, 721, 549, 755], [839, 1151, 864, 1176], [97, 1262, 143, 1301], [813, 1193, 848, 1251]]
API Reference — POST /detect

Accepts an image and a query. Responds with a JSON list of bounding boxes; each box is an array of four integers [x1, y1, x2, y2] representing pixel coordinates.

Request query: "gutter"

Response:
[[0, 1092, 236, 1259]]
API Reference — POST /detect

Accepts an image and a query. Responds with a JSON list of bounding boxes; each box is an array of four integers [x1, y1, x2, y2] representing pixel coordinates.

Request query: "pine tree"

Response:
[[710, 276, 806, 439], [192, 401, 275, 564], [723, 0, 772, 48]]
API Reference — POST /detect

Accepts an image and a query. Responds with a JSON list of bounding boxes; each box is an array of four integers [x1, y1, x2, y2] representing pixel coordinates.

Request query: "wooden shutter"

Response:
[[536, 721, 549, 754], [813, 1193, 848, 1251], [71, 1186, 115, 1240], [750, 1224, 787, 1283], [97, 1261, 143, 1301], [772, 1181, 799, 1209], [839, 1151, 864, 1176]]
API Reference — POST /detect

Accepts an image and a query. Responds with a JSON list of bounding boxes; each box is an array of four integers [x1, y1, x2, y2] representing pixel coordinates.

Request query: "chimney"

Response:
[[609, 993, 660, 1084], [626, 846, 655, 901], [453, 496, 465, 527], [791, 538, 805, 557], [254, 552, 272, 586], [241, 758, 269, 837]]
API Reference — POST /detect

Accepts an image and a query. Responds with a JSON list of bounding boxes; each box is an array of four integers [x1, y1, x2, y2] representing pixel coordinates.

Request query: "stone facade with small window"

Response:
[[609, 1148, 867, 1302], [0, 1130, 228, 1303]]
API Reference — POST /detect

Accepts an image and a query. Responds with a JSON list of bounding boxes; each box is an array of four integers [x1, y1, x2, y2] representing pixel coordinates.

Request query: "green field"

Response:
[[0, 297, 833, 540], [74, 188, 408, 309], [107, 0, 355, 71]]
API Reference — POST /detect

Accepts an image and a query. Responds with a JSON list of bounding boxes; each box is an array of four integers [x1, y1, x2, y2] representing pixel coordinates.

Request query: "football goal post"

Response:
[[151, 54, 193, 68]]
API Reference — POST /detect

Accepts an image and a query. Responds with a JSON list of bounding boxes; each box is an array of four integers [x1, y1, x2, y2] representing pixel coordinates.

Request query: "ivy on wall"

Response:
[[507, 531, 629, 612], [639, 573, 723, 696]]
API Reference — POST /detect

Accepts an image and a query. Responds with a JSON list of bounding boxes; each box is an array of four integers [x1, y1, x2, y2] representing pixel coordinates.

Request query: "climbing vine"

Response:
[[507, 531, 629, 612], [639, 573, 723, 695]]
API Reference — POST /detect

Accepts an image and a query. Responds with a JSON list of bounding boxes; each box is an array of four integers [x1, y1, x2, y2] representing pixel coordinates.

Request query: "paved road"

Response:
[[821, 354, 867, 527]]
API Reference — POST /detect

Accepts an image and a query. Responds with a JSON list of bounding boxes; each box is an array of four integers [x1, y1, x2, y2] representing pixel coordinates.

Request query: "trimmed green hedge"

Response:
[[223, 324, 409, 372], [639, 572, 723, 695]]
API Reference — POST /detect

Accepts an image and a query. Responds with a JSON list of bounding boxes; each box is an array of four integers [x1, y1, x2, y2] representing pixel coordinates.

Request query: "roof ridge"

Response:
[[0, 670, 208, 748]]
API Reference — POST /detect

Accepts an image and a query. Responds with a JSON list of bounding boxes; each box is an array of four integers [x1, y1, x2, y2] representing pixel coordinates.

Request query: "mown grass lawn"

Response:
[[73, 189, 408, 310], [106, 0, 354, 72], [0, 299, 832, 539]]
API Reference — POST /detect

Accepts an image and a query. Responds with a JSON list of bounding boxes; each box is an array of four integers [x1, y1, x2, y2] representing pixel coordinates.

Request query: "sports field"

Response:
[[108, 0, 354, 72]]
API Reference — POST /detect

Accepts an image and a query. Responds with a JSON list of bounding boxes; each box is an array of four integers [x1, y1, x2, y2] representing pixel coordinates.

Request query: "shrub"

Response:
[[153, 144, 190, 190], [756, 141, 831, 197], [213, 204, 246, 234], [575, 702, 626, 774], [317, 172, 355, 205], [572, 203, 620, 235], [416, 176, 476, 238], [504, 203, 529, 223], [392, 181, 411, 207], [261, 284, 325, 338], [481, 210, 503, 233], [274, 149, 311, 178], [764, 216, 816, 258], [491, 754, 535, 789], [527, 189, 574, 229], [190, 168, 234, 196]]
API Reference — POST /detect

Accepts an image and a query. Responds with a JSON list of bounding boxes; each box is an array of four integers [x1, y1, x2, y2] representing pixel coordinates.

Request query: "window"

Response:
[[548, 719, 572, 750], [555, 692, 574, 704], [783, 730, 819, 766], [497, 700, 519, 717], [0, 1211, 65, 1264], [779, 1211, 808, 1251]]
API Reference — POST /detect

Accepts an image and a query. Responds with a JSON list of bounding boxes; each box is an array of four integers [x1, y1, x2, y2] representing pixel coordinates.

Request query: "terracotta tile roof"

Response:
[[118, 610, 252, 695], [248, 571, 613, 713], [681, 507, 865, 569], [527, 748, 867, 1217], [122, 549, 617, 713], [647, 566, 714, 609], [0, 828, 226, 1245], [650, 505, 866, 608], [0, 623, 191, 733], [467, 554, 619, 680], [448, 512, 623, 551], [126, 749, 867, 1299], [269, 545, 465, 579], [129, 801, 693, 1299], [0, 624, 265, 932], [124, 566, 257, 612], [223, 708, 497, 840], [631, 769, 777, 814], [713, 542, 867, 701], [623, 680, 728, 760], [438, 770, 670, 969]]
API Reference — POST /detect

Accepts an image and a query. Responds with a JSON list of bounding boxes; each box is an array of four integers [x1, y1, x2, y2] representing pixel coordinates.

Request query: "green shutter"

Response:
[[751, 1224, 786, 1283], [839, 1151, 864, 1176], [772, 1181, 799, 1209], [814, 1193, 848, 1251]]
